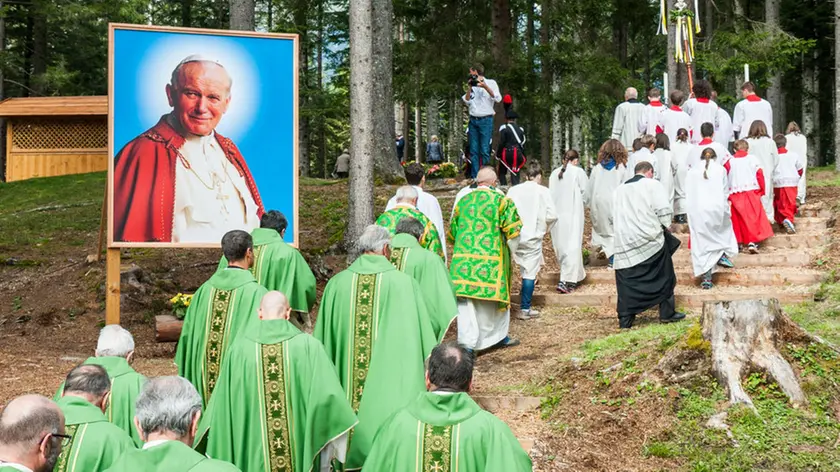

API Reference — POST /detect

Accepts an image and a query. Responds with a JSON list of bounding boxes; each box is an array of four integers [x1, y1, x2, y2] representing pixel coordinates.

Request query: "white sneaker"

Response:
[[517, 309, 540, 320]]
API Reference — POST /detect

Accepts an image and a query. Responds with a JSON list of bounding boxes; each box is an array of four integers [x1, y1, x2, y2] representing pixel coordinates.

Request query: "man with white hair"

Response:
[[314, 225, 437, 469], [113, 54, 264, 243], [450, 167, 523, 350], [104, 377, 239, 471], [0, 395, 66, 472], [376, 185, 444, 260], [196, 291, 357, 472], [53, 325, 145, 446], [385, 162, 447, 262], [611, 87, 646, 151]]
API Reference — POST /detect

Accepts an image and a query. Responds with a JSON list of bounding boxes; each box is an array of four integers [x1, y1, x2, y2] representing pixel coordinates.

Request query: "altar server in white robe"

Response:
[[627, 134, 658, 179], [785, 122, 808, 204], [733, 81, 774, 137], [507, 162, 557, 319], [687, 123, 732, 170], [712, 91, 734, 149], [744, 120, 779, 222], [683, 80, 720, 144], [586, 139, 631, 268], [686, 147, 737, 290], [549, 150, 588, 293], [657, 90, 693, 147], [672, 128, 692, 223], [611, 87, 646, 151], [654, 133, 676, 210], [637, 88, 666, 136]]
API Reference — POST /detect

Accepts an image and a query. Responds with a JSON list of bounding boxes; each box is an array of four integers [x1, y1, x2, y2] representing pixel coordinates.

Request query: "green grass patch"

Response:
[[572, 321, 689, 363], [806, 166, 840, 188]]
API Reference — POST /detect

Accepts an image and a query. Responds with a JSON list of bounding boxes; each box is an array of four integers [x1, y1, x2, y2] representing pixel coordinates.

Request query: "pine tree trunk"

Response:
[[492, 0, 512, 73], [551, 78, 563, 169], [666, 0, 678, 94], [835, 0, 840, 171], [31, 3, 47, 95], [415, 104, 422, 163], [449, 98, 463, 164], [765, 0, 783, 128], [317, 0, 326, 177], [426, 97, 438, 142], [803, 52, 821, 166], [370, 0, 401, 181], [346, 0, 375, 247], [229, 0, 256, 30], [539, 0, 551, 170], [572, 115, 582, 153]]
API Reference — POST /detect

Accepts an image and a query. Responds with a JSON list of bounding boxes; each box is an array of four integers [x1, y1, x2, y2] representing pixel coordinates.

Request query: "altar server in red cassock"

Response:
[[724, 140, 773, 254], [772, 134, 804, 234]]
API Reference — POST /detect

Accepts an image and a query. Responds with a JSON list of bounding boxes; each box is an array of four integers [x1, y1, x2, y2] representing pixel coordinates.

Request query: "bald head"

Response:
[[259, 291, 290, 321], [0, 395, 64, 455], [476, 166, 497, 186], [625, 87, 638, 100]]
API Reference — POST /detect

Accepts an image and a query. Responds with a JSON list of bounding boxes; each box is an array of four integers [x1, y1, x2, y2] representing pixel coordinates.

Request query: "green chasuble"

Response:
[[175, 268, 268, 405], [314, 254, 438, 470], [53, 396, 135, 472], [389, 233, 457, 342], [104, 440, 239, 472], [375, 206, 445, 260], [195, 319, 357, 472], [449, 188, 522, 306], [53, 356, 145, 447], [363, 392, 532, 472], [217, 228, 316, 315]]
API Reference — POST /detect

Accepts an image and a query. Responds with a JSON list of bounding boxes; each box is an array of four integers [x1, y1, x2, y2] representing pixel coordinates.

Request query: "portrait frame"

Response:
[[107, 23, 299, 249]]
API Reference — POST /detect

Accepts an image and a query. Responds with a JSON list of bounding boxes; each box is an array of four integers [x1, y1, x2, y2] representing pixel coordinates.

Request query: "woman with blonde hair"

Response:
[[426, 135, 443, 163], [745, 120, 779, 222], [686, 148, 737, 289], [585, 139, 631, 268], [785, 121, 808, 204], [549, 149, 589, 293]]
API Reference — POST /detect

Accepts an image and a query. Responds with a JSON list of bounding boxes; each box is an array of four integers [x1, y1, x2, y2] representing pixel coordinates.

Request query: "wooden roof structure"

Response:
[[0, 96, 107, 117]]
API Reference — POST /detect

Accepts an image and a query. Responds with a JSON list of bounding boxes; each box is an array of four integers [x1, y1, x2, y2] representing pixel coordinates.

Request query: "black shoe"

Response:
[[660, 312, 687, 324], [618, 315, 636, 329]]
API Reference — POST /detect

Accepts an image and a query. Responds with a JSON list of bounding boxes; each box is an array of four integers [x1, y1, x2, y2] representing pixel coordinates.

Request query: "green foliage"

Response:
[[573, 321, 689, 363]]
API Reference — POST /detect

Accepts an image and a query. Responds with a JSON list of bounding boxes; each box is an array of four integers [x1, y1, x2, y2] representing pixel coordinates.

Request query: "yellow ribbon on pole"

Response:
[[658, 0, 668, 35]]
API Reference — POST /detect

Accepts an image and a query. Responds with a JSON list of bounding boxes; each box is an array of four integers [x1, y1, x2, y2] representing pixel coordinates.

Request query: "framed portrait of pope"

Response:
[[107, 24, 299, 248]]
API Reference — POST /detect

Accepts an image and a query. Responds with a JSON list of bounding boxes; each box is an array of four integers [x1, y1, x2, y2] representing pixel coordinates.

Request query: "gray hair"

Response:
[[63, 364, 111, 397], [357, 225, 391, 254], [395, 217, 424, 241], [170, 55, 232, 92], [0, 395, 63, 448], [395, 185, 418, 204], [96, 325, 135, 358], [625, 87, 638, 100], [135, 376, 201, 440]]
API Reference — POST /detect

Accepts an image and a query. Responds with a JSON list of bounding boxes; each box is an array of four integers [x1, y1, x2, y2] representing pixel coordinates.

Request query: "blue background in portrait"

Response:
[[112, 27, 297, 243]]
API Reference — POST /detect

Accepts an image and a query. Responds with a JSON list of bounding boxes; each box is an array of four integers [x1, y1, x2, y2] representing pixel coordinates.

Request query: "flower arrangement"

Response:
[[169, 293, 193, 320], [426, 162, 459, 179]]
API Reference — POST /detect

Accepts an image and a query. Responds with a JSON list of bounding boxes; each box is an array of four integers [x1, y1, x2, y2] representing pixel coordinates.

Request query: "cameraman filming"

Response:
[[462, 63, 501, 180]]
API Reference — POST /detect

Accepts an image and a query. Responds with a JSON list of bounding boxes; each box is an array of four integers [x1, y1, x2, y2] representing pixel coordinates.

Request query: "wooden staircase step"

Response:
[[587, 252, 811, 268], [674, 233, 821, 249], [541, 268, 823, 287]]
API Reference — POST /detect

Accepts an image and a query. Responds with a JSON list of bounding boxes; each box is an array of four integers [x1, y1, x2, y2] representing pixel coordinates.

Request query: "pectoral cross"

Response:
[[212, 174, 231, 217]]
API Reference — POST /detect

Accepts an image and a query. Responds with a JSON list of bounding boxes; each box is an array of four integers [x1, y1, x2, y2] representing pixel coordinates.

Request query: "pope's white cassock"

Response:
[[686, 159, 738, 277], [733, 96, 774, 137], [745, 136, 779, 221], [586, 162, 632, 258], [687, 140, 731, 170], [671, 140, 693, 215], [715, 108, 734, 148], [654, 148, 676, 209], [683, 98, 720, 144], [174, 133, 260, 242], [611, 101, 646, 150], [548, 164, 589, 284], [657, 107, 692, 148], [786, 131, 808, 203], [387, 185, 447, 262], [506, 180, 557, 280]]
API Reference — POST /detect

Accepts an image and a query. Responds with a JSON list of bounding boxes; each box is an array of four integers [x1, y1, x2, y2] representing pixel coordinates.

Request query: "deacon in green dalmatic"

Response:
[[376, 185, 445, 260], [54, 365, 135, 472], [53, 325, 145, 446], [390, 217, 458, 342], [104, 377, 239, 472], [314, 225, 438, 470], [218, 210, 317, 328], [363, 342, 532, 471], [176, 230, 268, 405], [197, 291, 357, 472]]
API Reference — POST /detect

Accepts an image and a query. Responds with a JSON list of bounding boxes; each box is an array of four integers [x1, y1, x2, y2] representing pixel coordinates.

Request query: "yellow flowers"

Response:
[[169, 293, 193, 320]]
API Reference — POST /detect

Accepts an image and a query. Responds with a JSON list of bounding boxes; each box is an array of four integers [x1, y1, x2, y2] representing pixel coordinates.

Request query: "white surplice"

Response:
[[637, 102, 666, 136], [611, 177, 673, 270], [715, 108, 734, 148], [586, 163, 631, 257], [686, 161, 738, 276], [671, 140, 692, 215], [386, 185, 447, 262], [657, 107, 693, 148], [506, 180, 558, 280], [683, 98, 721, 144], [611, 101, 646, 150], [733, 97, 774, 137], [687, 140, 732, 170], [627, 147, 658, 178], [654, 148, 676, 209], [548, 164, 588, 283], [786, 132, 808, 203], [745, 136, 779, 221]]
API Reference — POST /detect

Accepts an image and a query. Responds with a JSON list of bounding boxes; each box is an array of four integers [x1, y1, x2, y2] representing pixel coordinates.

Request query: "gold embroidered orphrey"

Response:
[[53, 423, 80, 472], [262, 343, 293, 471], [350, 273, 377, 412], [389, 247, 406, 271], [422, 422, 453, 472], [249, 244, 266, 278], [204, 288, 233, 400]]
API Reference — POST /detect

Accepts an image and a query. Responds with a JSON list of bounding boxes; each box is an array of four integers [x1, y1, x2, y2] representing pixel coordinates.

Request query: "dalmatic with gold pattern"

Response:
[[175, 267, 268, 405], [314, 254, 438, 470], [362, 392, 532, 472], [53, 396, 135, 472], [375, 205, 445, 260], [196, 319, 357, 472]]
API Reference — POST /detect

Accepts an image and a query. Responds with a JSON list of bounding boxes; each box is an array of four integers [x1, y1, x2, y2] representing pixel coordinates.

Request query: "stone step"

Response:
[[587, 251, 811, 268], [512, 286, 816, 309], [668, 217, 829, 235], [674, 233, 821, 249], [800, 208, 832, 218], [542, 268, 824, 287]]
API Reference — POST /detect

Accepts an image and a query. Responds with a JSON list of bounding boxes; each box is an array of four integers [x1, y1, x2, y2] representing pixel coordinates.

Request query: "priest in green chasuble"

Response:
[[0, 394, 66, 472], [53, 325, 146, 446], [54, 365, 135, 472], [196, 291, 357, 472], [218, 210, 317, 328], [391, 217, 458, 342], [176, 230, 268, 405], [363, 342, 532, 471], [104, 376, 239, 472], [450, 167, 523, 350], [314, 225, 438, 470], [375, 186, 445, 260]]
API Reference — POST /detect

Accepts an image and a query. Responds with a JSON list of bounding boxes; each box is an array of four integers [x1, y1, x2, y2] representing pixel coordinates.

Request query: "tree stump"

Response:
[[701, 299, 807, 409], [155, 315, 183, 343]]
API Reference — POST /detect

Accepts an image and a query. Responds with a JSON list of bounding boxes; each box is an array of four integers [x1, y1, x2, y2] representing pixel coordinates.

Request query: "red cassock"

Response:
[[773, 187, 797, 225], [113, 116, 265, 242], [724, 157, 773, 245]]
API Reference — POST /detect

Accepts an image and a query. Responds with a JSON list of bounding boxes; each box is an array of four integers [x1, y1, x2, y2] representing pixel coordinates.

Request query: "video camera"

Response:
[[468, 74, 480, 87]]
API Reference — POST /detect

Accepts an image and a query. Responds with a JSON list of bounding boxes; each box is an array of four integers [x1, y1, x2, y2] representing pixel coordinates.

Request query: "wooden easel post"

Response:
[[106, 247, 121, 325]]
